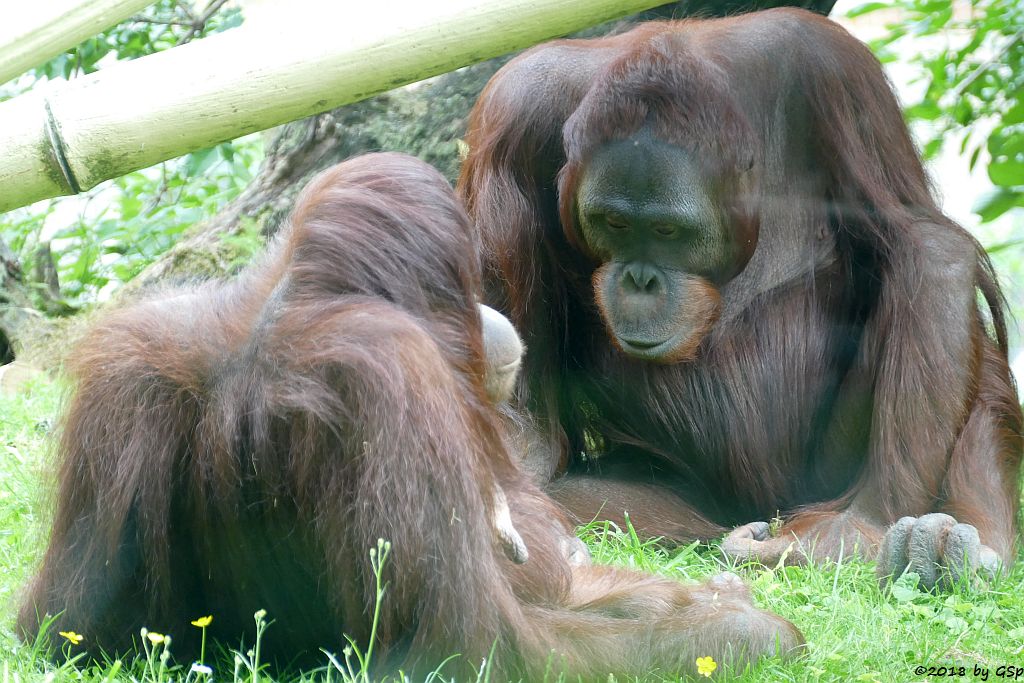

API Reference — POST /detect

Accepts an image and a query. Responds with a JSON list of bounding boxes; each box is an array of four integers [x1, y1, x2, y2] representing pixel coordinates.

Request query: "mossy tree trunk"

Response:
[[126, 54, 504, 290], [0, 238, 43, 363]]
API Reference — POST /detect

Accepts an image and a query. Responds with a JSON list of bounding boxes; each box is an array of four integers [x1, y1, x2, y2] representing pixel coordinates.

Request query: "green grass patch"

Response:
[[1, 378, 1022, 682]]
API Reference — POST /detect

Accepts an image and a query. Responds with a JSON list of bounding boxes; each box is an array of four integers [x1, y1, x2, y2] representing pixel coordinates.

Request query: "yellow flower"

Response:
[[59, 631, 84, 645], [696, 656, 717, 678], [191, 615, 213, 628], [146, 631, 166, 645]]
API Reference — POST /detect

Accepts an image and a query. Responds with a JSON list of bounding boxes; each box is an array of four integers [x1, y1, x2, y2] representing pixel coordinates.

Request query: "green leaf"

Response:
[[985, 238, 1024, 255], [987, 126, 1024, 158], [988, 158, 1024, 186], [959, 132, 973, 155], [968, 145, 982, 171], [119, 195, 142, 221], [905, 100, 942, 121], [944, 615, 969, 633], [185, 147, 218, 176], [910, 603, 934, 617], [922, 137, 943, 159], [953, 99, 974, 125], [846, 1, 890, 17], [891, 584, 918, 602], [973, 187, 1024, 222], [1006, 100, 1024, 126], [891, 572, 923, 602]]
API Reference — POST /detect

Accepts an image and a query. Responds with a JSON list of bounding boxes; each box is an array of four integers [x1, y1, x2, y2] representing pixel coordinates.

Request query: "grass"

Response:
[[1, 377, 1022, 682]]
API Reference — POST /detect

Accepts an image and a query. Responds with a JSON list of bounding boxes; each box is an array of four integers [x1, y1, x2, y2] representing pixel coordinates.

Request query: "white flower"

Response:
[[190, 662, 213, 676]]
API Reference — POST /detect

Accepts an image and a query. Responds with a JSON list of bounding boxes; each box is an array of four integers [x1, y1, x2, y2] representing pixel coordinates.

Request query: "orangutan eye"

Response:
[[604, 214, 629, 231]]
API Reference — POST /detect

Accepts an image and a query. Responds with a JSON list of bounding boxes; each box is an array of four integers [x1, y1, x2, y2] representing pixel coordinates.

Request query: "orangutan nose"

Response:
[[622, 263, 660, 294]]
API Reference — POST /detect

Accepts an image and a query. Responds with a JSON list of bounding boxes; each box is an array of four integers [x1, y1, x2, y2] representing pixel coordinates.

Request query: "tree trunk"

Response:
[[125, 54, 505, 291], [128, 0, 836, 291], [0, 238, 49, 363]]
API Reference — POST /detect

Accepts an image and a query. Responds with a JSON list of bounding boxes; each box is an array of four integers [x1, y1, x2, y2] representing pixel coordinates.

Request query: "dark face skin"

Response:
[[575, 132, 746, 363]]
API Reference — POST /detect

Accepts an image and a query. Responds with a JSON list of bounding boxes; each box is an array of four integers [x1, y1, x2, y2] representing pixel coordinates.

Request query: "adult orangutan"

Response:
[[458, 8, 1022, 589], [19, 153, 802, 678]]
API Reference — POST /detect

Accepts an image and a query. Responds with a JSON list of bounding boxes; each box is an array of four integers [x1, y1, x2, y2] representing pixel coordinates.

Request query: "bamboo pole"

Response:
[[0, 0, 157, 86], [0, 0, 665, 214]]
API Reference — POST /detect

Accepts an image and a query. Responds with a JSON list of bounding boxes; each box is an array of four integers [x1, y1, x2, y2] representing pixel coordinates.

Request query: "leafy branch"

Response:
[[851, 0, 1023, 223]]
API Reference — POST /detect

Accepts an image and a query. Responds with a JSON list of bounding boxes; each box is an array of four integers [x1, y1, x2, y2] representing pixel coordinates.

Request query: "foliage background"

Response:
[[1, 0, 257, 309]]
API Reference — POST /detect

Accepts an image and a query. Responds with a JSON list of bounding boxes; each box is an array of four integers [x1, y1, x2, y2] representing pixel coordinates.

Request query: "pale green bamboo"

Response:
[[0, 0, 664, 214], [0, 0, 157, 86]]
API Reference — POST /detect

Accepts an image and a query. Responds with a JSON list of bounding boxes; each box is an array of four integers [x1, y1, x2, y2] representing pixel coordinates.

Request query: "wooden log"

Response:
[[0, 0, 156, 86], [0, 0, 665, 214]]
